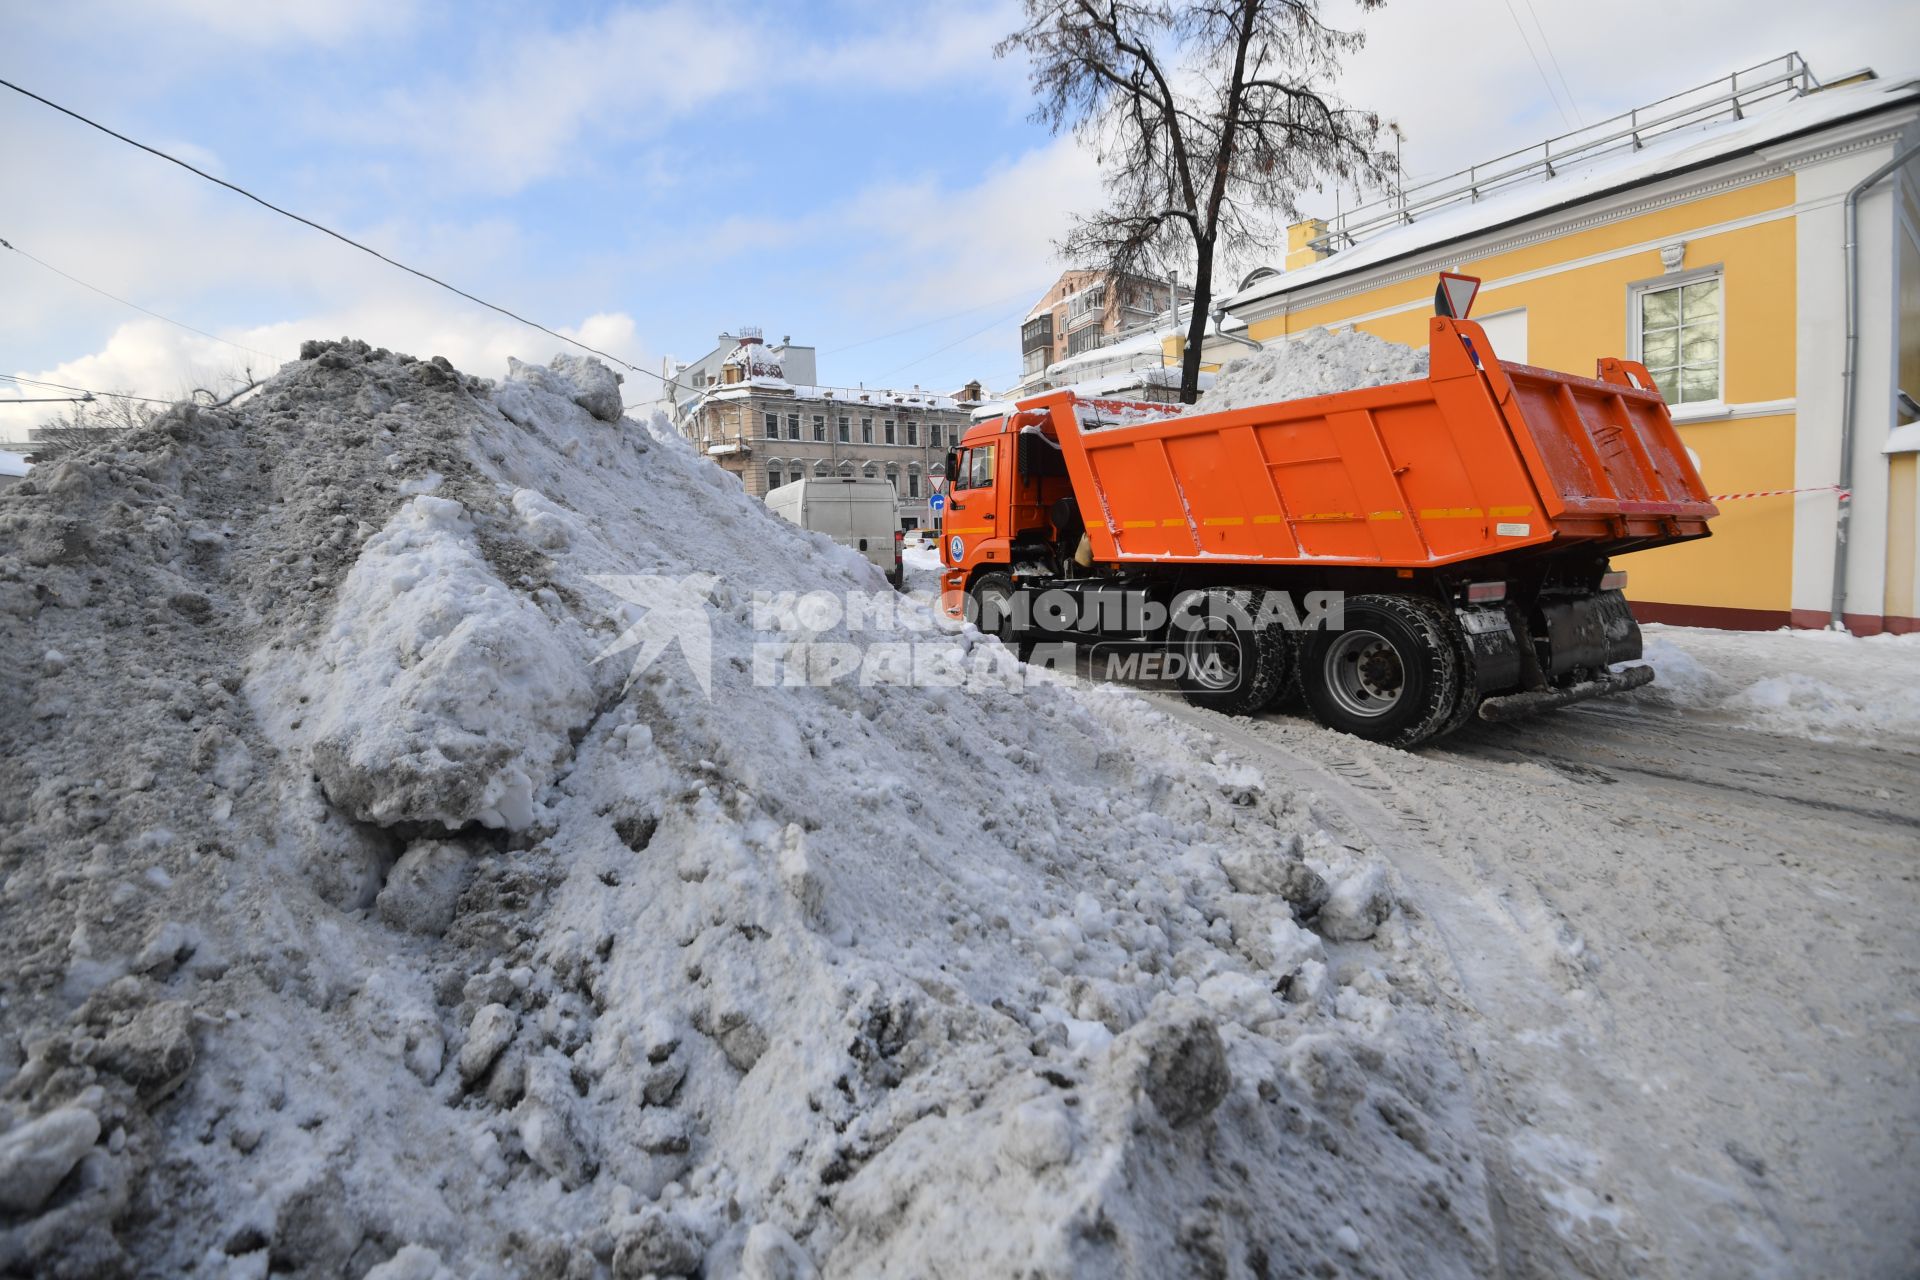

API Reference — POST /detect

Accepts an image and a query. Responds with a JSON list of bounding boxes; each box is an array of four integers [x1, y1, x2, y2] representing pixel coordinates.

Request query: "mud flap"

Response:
[[1477, 663, 1655, 722]]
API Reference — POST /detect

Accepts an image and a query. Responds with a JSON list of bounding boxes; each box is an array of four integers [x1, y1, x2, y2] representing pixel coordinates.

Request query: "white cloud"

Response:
[[347, 2, 1022, 192], [1337, 0, 1920, 194], [4, 297, 656, 435], [103, 0, 415, 47]]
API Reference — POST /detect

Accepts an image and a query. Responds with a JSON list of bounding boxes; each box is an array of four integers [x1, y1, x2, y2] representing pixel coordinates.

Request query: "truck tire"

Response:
[[1176, 587, 1291, 716], [1299, 594, 1460, 747], [968, 571, 1033, 660], [1435, 614, 1483, 739]]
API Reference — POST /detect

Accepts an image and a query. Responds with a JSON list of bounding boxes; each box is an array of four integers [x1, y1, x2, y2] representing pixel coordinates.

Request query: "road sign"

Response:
[[1435, 272, 1480, 320], [929, 492, 945, 512]]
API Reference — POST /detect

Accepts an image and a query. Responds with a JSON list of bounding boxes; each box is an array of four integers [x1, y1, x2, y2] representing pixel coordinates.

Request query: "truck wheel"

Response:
[[1299, 594, 1460, 747], [1176, 587, 1290, 716], [1435, 616, 1482, 739], [968, 571, 1032, 660]]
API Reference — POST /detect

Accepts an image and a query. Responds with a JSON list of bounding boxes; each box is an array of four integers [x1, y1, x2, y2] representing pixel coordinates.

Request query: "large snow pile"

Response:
[[1629, 623, 1920, 745], [1201, 326, 1429, 413], [0, 340, 1496, 1277]]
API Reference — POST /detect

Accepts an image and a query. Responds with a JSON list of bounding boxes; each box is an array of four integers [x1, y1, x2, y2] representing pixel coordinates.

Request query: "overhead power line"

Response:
[[0, 372, 176, 406], [1499, 0, 1573, 130], [0, 76, 671, 386], [822, 288, 1037, 357], [0, 236, 279, 363], [0, 396, 95, 405], [873, 302, 1033, 384], [1519, 0, 1583, 127]]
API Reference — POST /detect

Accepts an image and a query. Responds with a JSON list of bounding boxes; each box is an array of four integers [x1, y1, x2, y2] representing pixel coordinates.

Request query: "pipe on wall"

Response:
[[1831, 137, 1920, 629]]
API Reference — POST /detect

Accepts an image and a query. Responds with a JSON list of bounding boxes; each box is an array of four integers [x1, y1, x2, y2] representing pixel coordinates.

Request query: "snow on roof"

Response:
[[697, 378, 964, 411], [1226, 72, 1920, 311], [0, 449, 30, 478], [1043, 323, 1172, 380], [972, 366, 1213, 419]]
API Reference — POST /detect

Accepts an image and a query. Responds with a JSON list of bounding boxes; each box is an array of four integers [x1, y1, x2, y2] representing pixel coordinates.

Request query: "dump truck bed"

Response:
[[1039, 317, 1716, 570]]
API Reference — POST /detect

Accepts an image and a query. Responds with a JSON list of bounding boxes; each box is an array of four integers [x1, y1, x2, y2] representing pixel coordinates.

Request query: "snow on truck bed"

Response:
[[1199, 325, 1430, 413], [0, 341, 1497, 1276]]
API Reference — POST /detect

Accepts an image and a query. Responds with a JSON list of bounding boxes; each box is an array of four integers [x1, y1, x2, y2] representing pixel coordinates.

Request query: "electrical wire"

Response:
[[872, 302, 1034, 384], [821, 288, 1037, 357], [1519, 0, 1583, 127], [0, 76, 671, 386], [1499, 0, 1573, 130], [0, 372, 176, 406], [0, 237, 279, 363]]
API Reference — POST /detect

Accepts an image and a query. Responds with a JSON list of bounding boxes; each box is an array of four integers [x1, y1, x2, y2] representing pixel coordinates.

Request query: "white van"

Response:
[[765, 477, 903, 587]]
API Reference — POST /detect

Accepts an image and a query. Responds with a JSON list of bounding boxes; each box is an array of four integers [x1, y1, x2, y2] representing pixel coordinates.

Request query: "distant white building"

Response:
[[0, 449, 30, 489], [671, 329, 985, 530], [662, 328, 817, 423]]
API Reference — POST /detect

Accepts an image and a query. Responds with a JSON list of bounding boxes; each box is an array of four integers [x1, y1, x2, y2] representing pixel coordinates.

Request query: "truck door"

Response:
[[945, 440, 998, 565]]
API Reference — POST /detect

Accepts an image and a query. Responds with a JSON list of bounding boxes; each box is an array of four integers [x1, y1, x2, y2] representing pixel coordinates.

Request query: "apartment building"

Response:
[[1017, 269, 1182, 394]]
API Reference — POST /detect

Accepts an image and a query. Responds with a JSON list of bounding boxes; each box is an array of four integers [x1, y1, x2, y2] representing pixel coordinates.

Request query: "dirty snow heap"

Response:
[[1, 339, 1493, 1277]]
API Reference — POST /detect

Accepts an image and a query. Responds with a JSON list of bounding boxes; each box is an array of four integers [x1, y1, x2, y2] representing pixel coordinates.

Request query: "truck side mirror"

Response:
[[944, 450, 959, 488]]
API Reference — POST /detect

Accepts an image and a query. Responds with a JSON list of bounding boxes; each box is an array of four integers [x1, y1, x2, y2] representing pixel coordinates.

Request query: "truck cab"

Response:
[[939, 408, 1078, 608]]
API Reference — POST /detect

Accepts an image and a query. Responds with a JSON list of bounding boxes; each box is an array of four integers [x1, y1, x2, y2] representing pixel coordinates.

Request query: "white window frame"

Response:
[[1627, 265, 1725, 415]]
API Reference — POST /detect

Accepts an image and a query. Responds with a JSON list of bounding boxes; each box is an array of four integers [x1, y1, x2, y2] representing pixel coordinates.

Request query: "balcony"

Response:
[[1021, 315, 1054, 354]]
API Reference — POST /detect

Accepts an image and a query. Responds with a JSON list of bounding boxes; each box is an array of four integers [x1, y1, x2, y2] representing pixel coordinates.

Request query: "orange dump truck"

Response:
[[938, 293, 1717, 747]]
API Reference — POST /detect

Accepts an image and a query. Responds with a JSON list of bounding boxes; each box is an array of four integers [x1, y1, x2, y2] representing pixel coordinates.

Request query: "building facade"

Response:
[[1017, 269, 1182, 395], [1173, 57, 1920, 634], [663, 328, 817, 422], [675, 332, 981, 530]]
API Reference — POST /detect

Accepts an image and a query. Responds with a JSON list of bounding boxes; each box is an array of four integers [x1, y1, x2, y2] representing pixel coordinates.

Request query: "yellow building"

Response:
[[1187, 57, 1920, 633]]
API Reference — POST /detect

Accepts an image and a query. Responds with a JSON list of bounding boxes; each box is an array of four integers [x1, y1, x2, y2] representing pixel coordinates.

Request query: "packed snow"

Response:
[[1627, 623, 1920, 745], [0, 340, 1498, 1277], [1198, 325, 1430, 413]]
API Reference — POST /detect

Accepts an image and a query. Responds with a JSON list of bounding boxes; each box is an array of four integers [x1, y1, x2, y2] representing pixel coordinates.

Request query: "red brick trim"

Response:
[[1633, 601, 1920, 633], [1632, 601, 1789, 630], [1787, 608, 1920, 635]]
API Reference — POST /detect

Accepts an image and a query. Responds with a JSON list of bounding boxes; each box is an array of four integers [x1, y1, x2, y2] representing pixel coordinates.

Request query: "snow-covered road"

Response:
[[1152, 690, 1920, 1278]]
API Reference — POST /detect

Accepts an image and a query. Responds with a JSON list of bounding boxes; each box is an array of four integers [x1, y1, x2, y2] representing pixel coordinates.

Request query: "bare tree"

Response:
[[29, 392, 156, 461], [999, 0, 1390, 403]]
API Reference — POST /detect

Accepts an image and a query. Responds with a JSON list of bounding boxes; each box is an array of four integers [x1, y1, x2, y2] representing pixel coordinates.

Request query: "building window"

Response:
[[812, 415, 826, 441], [905, 420, 918, 446], [764, 412, 779, 439], [883, 418, 896, 445], [1067, 326, 1104, 356], [787, 413, 801, 440], [929, 423, 943, 447], [908, 472, 921, 498], [861, 417, 874, 444], [838, 415, 850, 443], [766, 464, 781, 489], [1633, 273, 1721, 405], [1023, 347, 1048, 375], [863, 462, 877, 478]]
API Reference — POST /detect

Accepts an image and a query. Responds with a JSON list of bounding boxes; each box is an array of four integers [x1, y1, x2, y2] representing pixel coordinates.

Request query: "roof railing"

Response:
[[1314, 53, 1819, 254]]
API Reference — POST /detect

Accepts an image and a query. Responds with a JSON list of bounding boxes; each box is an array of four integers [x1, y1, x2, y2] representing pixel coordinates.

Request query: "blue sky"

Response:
[[4, 0, 1915, 424]]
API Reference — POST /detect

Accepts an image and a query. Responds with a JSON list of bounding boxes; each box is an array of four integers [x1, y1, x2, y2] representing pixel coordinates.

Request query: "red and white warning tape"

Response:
[[1708, 483, 1850, 502]]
